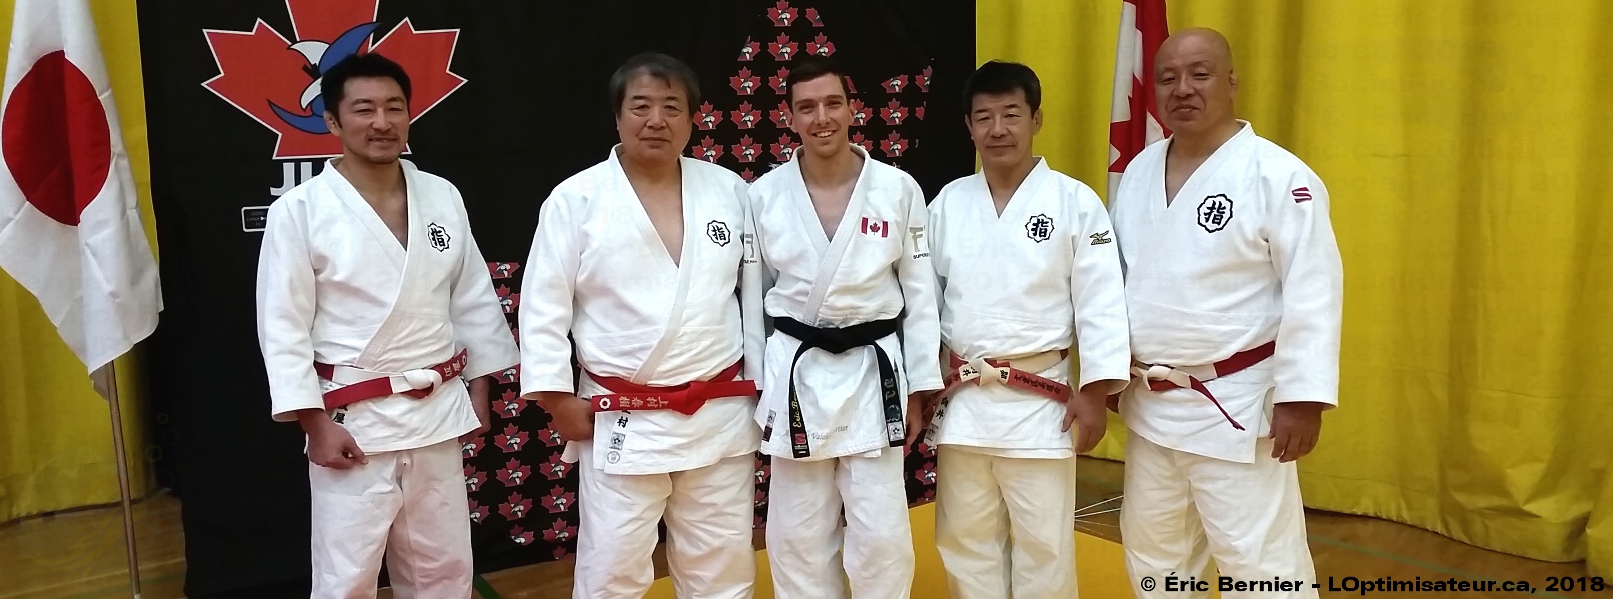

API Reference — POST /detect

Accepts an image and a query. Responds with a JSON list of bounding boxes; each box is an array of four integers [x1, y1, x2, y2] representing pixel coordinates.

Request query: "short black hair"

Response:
[[963, 60, 1042, 113], [321, 52, 412, 117], [609, 52, 701, 114], [784, 55, 848, 105]]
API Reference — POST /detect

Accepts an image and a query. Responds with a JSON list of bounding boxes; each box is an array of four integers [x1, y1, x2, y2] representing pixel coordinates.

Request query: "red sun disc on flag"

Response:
[[2, 51, 112, 226]]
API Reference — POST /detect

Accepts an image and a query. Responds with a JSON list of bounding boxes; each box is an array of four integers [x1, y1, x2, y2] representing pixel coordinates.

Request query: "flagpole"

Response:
[[101, 363, 144, 599]]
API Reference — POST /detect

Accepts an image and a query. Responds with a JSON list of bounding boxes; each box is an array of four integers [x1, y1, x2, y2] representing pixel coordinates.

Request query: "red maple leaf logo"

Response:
[[464, 466, 488, 492], [696, 101, 721, 131], [468, 499, 489, 524], [692, 137, 724, 163], [883, 75, 909, 93], [806, 33, 835, 57], [740, 168, 757, 183], [770, 101, 791, 128], [496, 366, 519, 384], [730, 101, 761, 129], [543, 519, 578, 543], [536, 425, 563, 447], [496, 390, 526, 419], [913, 462, 937, 485], [486, 261, 520, 280], [202, 0, 465, 159], [770, 134, 800, 162], [769, 67, 791, 95], [844, 76, 858, 94], [496, 458, 531, 488], [730, 67, 761, 96], [733, 135, 762, 163], [916, 102, 926, 120], [509, 525, 536, 545], [542, 453, 572, 480], [498, 492, 533, 521], [755, 457, 771, 483], [496, 284, 519, 313], [880, 100, 908, 125], [768, 33, 798, 61], [553, 546, 571, 559], [806, 8, 824, 27], [851, 132, 874, 153], [918, 66, 933, 92], [754, 490, 769, 508], [850, 99, 871, 126], [738, 37, 761, 62], [494, 424, 528, 453], [461, 436, 485, 459], [880, 132, 908, 158], [767, 1, 798, 26], [541, 485, 577, 513]]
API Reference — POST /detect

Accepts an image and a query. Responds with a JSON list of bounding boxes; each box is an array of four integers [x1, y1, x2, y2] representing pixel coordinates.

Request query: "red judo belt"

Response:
[[586, 361, 756, 416], [314, 349, 469, 411], [936, 349, 1071, 403], [1130, 341, 1277, 431]]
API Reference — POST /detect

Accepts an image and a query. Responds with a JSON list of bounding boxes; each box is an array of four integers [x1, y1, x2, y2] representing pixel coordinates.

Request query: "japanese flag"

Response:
[[0, 0, 161, 374]]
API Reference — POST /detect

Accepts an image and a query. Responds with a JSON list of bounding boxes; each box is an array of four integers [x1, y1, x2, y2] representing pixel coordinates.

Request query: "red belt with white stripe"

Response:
[[1129, 341, 1277, 431], [936, 349, 1071, 403], [314, 349, 469, 411], [586, 361, 756, 416]]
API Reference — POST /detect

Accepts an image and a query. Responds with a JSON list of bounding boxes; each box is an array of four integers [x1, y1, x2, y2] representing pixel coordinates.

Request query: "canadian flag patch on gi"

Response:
[[861, 217, 889, 237]]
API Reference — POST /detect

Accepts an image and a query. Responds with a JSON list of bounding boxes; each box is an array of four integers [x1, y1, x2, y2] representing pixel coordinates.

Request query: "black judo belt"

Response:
[[774, 316, 905, 459]]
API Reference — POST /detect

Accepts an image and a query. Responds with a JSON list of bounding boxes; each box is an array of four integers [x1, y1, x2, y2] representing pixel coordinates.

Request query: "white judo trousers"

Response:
[[572, 441, 757, 599], [765, 449, 914, 599], [308, 439, 471, 599], [1120, 431, 1316, 599], [934, 448, 1078, 599]]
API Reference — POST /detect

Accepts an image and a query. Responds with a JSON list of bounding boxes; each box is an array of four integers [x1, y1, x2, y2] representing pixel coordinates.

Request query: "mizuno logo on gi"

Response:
[[1197, 195, 1234, 233], [1025, 214, 1055, 242], [861, 217, 889, 237], [427, 222, 451, 251], [706, 220, 732, 246], [1090, 231, 1113, 245], [1292, 187, 1313, 203]]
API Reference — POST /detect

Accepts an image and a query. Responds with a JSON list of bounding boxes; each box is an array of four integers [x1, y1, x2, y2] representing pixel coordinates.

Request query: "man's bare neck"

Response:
[[983, 156, 1038, 205], [333, 155, 404, 199], [1169, 120, 1243, 161], [619, 152, 682, 201], [800, 146, 862, 189]]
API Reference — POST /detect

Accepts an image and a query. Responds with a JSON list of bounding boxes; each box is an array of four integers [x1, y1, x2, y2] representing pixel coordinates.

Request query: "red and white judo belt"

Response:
[[585, 361, 757, 416], [1129, 341, 1277, 431], [314, 349, 469, 411], [935, 348, 1072, 403]]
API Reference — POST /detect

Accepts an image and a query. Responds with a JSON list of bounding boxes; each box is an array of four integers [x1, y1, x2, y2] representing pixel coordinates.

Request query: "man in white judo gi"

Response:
[[746, 55, 943, 599], [256, 53, 519, 598], [519, 52, 762, 599], [1110, 28, 1344, 598], [924, 60, 1130, 599]]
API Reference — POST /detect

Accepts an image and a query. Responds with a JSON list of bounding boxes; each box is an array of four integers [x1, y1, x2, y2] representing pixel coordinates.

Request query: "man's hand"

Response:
[[534, 392, 595, 442], [296, 410, 366, 470], [1269, 401, 1326, 463], [460, 376, 493, 444], [1065, 382, 1114, 454], [905, 391, 934, 446]]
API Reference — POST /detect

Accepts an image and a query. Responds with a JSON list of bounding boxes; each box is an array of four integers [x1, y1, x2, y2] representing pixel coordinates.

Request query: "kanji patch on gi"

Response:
[[427, 222, 451, 251], [1025, 214, 1055, 242], [1197, 195, 1234, 233], [706, 220, 732, 246]]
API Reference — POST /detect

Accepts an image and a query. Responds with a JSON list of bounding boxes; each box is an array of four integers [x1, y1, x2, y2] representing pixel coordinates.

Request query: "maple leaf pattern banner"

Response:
[[138, 1, 972, 595]]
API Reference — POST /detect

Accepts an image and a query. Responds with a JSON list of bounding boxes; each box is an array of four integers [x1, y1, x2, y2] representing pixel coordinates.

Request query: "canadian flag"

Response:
[[0, 0, 161, 374], [1107, 0, 1171, 201], [861, 217, 888, 238]]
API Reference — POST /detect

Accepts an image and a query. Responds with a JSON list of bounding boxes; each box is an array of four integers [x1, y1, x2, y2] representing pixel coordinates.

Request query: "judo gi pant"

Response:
[[934, 447, 1078, 599], [573, 442, 756, 599], [308, 438, 471, 599], [1120, 432, 1317, 599], [766, 449, 914, 599]]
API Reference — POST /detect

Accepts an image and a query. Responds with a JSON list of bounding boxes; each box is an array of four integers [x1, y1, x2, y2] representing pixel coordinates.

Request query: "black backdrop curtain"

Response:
[[136, 1, 975, 596]]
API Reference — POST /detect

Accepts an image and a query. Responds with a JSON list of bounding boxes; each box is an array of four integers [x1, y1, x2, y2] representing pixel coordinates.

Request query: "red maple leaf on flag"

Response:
[[806, 33, 835, 57], [918, 66, 933, 92], [769, 67, 791, 95], [733, 135, 762, 163], [767, 1, 798, 26], [880, 132, 908, 157], [881, 100, 908, 125], [692, 137, 724, 163], [498, 492, 533, 521], [543, 519, 578, 543], [768, 33, 798, 61], [696, 101, 721, 130], [770, 134, 800, 162], [493, 424, 528, 453], [770, 101, 792, 129], [202, 0, 465, 159], [850, 99, 871, 126], [882, 74, 909, 93], [730, 67, 761, 96], [806, 8, 824, 27], [496, 459, 531, 488], [850, 132, 874, 153], [738, 37, 761, 62], [730, 101, 761, 129]]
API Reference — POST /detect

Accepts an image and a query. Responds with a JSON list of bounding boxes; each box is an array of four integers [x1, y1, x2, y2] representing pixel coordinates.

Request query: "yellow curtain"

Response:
[[979, 0, 1613, 576], [0, 0, 157, 522]]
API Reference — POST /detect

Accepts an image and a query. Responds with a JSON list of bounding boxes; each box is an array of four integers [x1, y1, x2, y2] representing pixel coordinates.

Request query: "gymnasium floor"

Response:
[[1, 457, 1601, 598]]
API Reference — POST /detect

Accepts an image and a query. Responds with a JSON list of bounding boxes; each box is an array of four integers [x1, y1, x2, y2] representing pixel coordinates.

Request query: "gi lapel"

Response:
[[801, 144, 874, 325], [627, 156, 697, 384]]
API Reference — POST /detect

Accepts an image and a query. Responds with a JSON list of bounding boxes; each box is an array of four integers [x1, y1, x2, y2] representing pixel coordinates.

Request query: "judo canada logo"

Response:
[[202, 0, 465, 159]]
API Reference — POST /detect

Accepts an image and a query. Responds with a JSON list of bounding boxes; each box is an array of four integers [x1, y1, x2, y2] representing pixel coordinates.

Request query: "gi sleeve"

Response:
[[255, 197, 324, 422], [739, 181, 774, 385], [447, 186, 520, 380], [519, 191, 583, 398], [1266, 168, 1344, 407], [1068, 183, 1131, 394], [896, 178, 944, 392]]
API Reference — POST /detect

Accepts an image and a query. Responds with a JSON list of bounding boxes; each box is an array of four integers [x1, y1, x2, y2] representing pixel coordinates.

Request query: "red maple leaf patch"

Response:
[[767, 1, 798, 27], [730, 67, 761, 96], [730, 101, 761, 129], [202, 0, 465, 159], [768, 33, 798, 61], [733, 135, 762, 163], [806, 33, 835, 57]]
